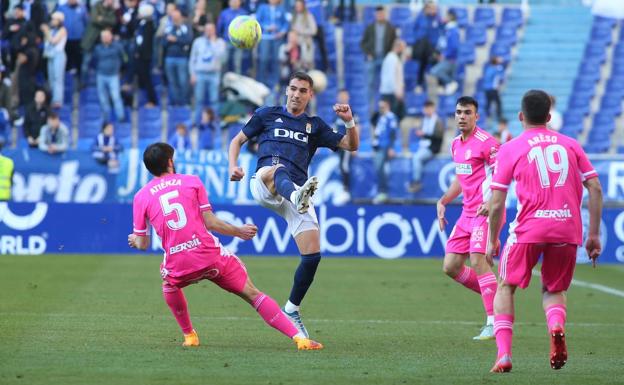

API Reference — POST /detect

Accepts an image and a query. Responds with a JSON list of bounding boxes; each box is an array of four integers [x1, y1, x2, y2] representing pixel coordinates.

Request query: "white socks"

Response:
[[487, 315, 495, 325], [284, 300, 299, 313]]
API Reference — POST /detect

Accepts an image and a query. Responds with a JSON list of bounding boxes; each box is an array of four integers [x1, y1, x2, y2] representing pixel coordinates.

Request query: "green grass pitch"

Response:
[[1, 255, 622, 385]]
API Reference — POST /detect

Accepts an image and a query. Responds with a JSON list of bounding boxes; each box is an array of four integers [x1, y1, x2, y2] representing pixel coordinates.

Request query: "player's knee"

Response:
[[442, 260, 459, 277], [162, 282, 179, 293]]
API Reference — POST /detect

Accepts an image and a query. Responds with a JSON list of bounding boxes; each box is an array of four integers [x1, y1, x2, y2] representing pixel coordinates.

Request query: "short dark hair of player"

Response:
[[456, 96, 478, 111], [499, 117, 508, 125], [143, 142, 175, 177], [289, 71, 314, 89], [424, 100, 435, 107], [521, 89, 551, 125]]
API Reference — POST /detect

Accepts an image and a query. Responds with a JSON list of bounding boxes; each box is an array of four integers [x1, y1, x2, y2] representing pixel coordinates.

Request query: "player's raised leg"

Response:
[[273, 165, 318, 214], [443, 253, 480, 293], [491, 282, 516, 373], [162, 283, 199, 347]]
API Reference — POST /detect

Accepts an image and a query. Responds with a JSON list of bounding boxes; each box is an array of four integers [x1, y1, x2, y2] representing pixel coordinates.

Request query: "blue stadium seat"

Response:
[[560, 124, 583, 138], [390, 6, 412, 27], [80, 88, 100, 104], [115, 121, 132, 139], [405, 92, 426, 116], [473, 7, 495, 28], [590, 25, 613, 46], [168, 106, 192, 126], [363, 6, 376, 26], [567, 91, 593, 115], [79, 104, 102, 120], [400, 20, 416, 45], [404, 60, 420, 91], [563, 110, 585, 126], [458, 43, 476, 65], [618, 145, 624, 154], [490, 43, 511, 63], [501, 8, 523, 28], [584, 142, 610, 154], [78, 119, 103, 138], [466, 24, 487, 46], [138, 120, 163, 139], [593, 15, 617, 29], [496, 25, 518, 46], [573, 77, 597, 94], [578, 59, 602, 81], [599, 95, 623, 115], [449, 7, 469, 28], [585, 44, 607, 64]]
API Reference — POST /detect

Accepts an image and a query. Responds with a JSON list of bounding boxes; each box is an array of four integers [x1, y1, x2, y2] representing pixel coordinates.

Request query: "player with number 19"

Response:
[[486, 90, 603, 373], [128, 143, 323, 350]]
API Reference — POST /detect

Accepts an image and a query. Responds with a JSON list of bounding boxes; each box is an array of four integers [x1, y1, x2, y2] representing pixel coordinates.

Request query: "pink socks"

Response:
[[163, 286, 193, 334], [494, 314, 514, 358], [252, 293, 298, 338], [477, 273, 497, 316], [454, 265, 481, 294], [545, 304, 567, 331]]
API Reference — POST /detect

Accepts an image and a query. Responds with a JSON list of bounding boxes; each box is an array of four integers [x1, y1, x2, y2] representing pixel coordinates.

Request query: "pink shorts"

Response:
[[446, 212, 489, 255], [162, 254, 248, 294], [499, 242, 577, 292]]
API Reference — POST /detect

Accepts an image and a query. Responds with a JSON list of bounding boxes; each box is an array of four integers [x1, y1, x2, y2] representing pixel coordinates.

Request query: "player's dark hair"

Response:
[[48, 112, 59, 120], [143, 142, 175, 177], [521, 89, 551, 125], [499, 117, 508, 125], [289, 71, 314, 89], [456, 96, 478, 111], [424, 100, 435, 107]]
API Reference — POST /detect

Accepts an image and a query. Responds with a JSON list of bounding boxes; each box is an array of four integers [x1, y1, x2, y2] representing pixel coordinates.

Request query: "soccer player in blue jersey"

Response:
[[228, 71, 360, 337]]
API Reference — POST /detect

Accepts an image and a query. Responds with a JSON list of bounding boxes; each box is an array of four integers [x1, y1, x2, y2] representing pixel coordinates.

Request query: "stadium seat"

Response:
[[466, 24, 487, 46], [593, 15, 617, 29], [560, 123, 583, 138], [590, 25, 613, 46], [563, 109, 585, 126], [458, 43, 476, 65], [473, 7, 495, 28], [363, 6, 376, 26], [567, 91, 593, 115], [489, 43, 512, 63], [404, 60, 420, 91], [390, 6, 412, 27], [168, 106, 192, 129], [138, 120, 163, 139], [599, 95, 623, 115], [449, 7, 469, 28], [501, 8, 523, 28], [78, 119, 103, 138], [79, 104, 102, 120], [79, 87, 99, 104], [573, 77, 597, 94], [400, 20, 416, 45], [115, 121, 132, 139], [584, 142, 610, 153], [496, 25, 518, 46], [578, 59, 602, 81], [405, 92, 426, 116]]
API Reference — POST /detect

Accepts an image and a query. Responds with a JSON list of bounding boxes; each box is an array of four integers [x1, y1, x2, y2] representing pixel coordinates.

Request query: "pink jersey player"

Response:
[[128, 143, 323, 350], [486, 90, 603, 374]]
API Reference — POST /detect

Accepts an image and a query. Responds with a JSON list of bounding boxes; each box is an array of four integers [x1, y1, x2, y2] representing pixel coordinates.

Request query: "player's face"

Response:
[[455, 103, 478, 134], [286, 78, 313, 115]]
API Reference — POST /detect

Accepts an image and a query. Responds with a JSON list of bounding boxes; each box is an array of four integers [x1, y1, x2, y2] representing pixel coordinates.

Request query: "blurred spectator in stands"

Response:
[[190, 22, 226, 125], [380, 39, 406, 120], [428, 10, 459, 98], [3, 4, 34, 72], [26, 0, 49, 38], [279, 31, 304, 86], [164, 9, 192, 105], [80, 0, 118, 87], [0, 108, 9, 146], [24, 90, 50, 148], [408, 100, 444, 193], [0, 139, 13, 201], [117, 0, 140, 86], [412, 1, 442, 91], [92, 121, 123, 172], [291, 0, 317, 71], [191, 0, 208, 37], [335, 0, 355, 23], [217, 0, 247, 74], [41, 12, 68, 109], [256, 0, 289, 89], [305, 0, 329, 72], [58, 0, 88, 76], [169, 122, 192, 151], [0, 68, 16, 122], [548, 95, 563, 131], [94, 29, 126, 122], [483, 56, 504, 121], [198, 107, 218, 149], [15, 33, 40, 109], [38, 112, 69, 154], [361, 6, 396, 110], [155, 3, 177, 68], [243, 0, 263, 13], [333, 89, 354, 205], [372, 99, 397, 204], [135, 3, 157, 108], [495, 117, 512, 143]]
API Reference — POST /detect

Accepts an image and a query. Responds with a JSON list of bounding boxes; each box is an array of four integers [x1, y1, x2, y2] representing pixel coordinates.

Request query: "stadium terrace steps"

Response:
[[501, 5, 592, 134]]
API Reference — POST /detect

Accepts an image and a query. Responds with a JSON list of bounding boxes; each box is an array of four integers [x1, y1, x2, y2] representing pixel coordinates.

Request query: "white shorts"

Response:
[[250, 167, 319, 237]]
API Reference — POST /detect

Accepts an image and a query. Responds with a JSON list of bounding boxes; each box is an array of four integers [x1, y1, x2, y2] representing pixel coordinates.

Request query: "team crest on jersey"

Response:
[[305, 122, 312, 133], [464, 149, 472, 160]]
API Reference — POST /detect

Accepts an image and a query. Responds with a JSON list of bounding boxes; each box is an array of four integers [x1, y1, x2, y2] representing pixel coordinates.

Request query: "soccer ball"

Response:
[[228, 16, 262, 49], [308, 70, 327, 93]]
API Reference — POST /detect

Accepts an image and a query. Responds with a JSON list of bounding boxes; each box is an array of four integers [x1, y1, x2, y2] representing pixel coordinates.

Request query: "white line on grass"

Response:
[[531, 269, 624, 298], [1, 312, 622, 328]]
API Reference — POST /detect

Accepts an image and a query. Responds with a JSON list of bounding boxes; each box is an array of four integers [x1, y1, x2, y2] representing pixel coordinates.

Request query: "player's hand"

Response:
[[485, 239, 500, 267], [585, 234, 601, 268], [333, 103, 353, 122], [229, 166, 245, 181], [477, 202, 489, 216], [128, 234, 138, 248], [436, 200, 447, 231], [237, 224, 258, 240]]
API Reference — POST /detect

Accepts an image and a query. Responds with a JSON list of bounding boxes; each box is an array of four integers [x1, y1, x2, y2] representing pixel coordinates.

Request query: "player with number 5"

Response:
[[486, 90, 603, 373], [128, 143, 323, 350]]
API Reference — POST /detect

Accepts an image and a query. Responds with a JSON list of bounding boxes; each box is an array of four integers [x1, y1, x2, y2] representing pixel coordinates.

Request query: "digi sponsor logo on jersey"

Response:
[[169, 235, 202, 255], [0, 203, 48, 255], [273, 128, 308, 143], [455, 163, 473, 175]]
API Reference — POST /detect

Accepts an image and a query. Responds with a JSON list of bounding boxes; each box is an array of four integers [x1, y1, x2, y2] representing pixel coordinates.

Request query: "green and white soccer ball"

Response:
[[228, 16, 262, 49]]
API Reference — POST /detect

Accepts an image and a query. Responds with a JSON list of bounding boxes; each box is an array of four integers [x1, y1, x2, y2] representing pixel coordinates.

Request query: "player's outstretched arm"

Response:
[[485, 189, 506, 266], [202, 210, 257, 240], [228, 131, 249, 181], [437, 178, 462, 231], [583, 177, 604, 267], [334, 103, 359, 151]]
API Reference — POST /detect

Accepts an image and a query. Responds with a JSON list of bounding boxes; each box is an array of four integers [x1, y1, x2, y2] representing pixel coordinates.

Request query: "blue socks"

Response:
[[288, 252, 322, 306], [274, 167, 297, 203]]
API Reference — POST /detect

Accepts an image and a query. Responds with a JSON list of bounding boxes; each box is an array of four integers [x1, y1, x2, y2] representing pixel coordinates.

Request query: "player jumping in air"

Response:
[[228, 71, 359, 337], [437, 96, 501, 340], [128, 143, 323, 350], [486, 90, 603, 373]]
